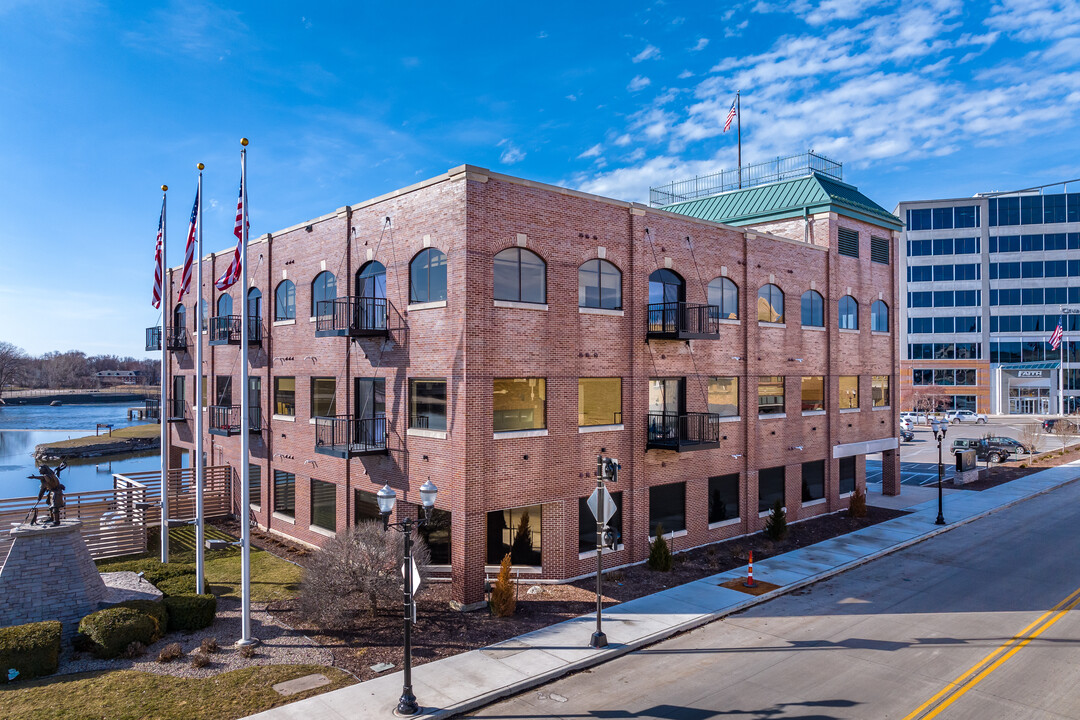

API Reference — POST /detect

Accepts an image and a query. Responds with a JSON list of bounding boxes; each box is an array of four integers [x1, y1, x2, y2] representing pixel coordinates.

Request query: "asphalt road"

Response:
[[466, 477, 1080, 719]]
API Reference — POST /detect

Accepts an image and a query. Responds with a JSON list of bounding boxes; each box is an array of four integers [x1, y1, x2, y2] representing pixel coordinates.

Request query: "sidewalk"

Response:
[[245, 462, 1080, 720]]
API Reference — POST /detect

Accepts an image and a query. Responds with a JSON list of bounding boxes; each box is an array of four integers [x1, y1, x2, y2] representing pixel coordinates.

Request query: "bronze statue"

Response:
[[27, 462, 67, 526]]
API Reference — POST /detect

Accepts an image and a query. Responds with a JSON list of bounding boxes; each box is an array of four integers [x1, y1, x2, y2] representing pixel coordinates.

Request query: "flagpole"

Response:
[[160, 185, 170, 563], [736, 91, 742, 189], [238, 138, 256, 646], [195, 163, 206, 595], [1060, 317, 1065, 417]]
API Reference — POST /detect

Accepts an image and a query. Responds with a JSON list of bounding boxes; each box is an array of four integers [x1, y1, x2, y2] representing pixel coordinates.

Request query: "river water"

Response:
[[0, 403, 162, 500]]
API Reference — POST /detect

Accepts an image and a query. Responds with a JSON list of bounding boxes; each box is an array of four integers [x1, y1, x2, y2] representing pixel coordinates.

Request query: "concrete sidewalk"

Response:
[[245, 463, 1080, 720]]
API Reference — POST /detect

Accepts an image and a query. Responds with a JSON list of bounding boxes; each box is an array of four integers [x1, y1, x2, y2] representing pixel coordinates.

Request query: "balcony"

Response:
[[145, 398, 161, 422], [146, 327, 162, 352], [314, 415, 388, 457], [314, 297, 389, 338], [208, 315, 263, 346], [165, 398, 186, 423], [208, 405, 263, 436], [646, 303, 721, 340], [165, 326, 188, 352], [646, 412, 721, 451]]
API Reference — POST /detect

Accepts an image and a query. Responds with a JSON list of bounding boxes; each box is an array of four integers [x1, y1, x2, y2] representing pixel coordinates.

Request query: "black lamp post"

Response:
[[931, 419, 947, 525], [377, 479, 438, 717]]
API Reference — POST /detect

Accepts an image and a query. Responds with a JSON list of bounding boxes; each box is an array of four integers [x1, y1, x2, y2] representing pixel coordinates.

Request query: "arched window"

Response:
[[173, 304, 186, 330], [648, 268, 684, 305], [216, 294, 232, 317], [410, 248, 448, 304], [757, 284, 784, 323], [275, 280, 296, 321], [493, 248, 546, 303], [801, 290, 823, 327], [707, 277, 738, 319], [839, 295, 859, 330], [356, 261, 386, 299], [871, 300, 889, 332], [247, 288, 262, 319], [311, 271, 337, 316], [579, 259, 622, 309]]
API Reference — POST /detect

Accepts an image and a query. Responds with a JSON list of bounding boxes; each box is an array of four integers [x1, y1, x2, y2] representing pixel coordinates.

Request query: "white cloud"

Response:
[[566, 94, 578, 101], [986, 0, 1080, 42], [627, 75, 652, 92], [691, 38, 709, 51], [578, 144, 603, 159], [633, 44, 661, 63], [497, 139, 526, 165], [678, 69, 694, 79], [537, 30, 548, 39]]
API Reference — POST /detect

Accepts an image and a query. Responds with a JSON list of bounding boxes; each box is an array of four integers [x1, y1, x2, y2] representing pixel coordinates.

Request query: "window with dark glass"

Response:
[[410, 378, 447, 431], [1020, 195, 1042, 225], [801, 290, 823, 327], [273, 470, 295, 518], [356, 261, 387, 299], [310, 377, 336, 418], [872, 376, 890, 407], [310, 479, 337, 532], [932, 238, 954, 255], [419, 509, 451, 564], [410, 248, 448, 304], [708, 474, 740, 523], [274, 377, 295, 416], [839, 295, 858, 329], [493, 248, 546, 304], [871, 300, 888, 332], [247, 287, 262, 321], [933, 264, 954, 281], [933, 317, 954, 333], [578, 259, 621, 310], [758, 466, 785, 513], [215, 375, 232, 406], [910, 317, 932, 334], [934, 291, 954, 307], [839, 376, 859, 409], [578, 491, 623, 553], [217, 294, 232, 316], [486, 505, 542, 565], [758, 284, 784, 323], [708, 377, 738, 418], [839, 457, 856, 495], [173, 304, 186, 332], [908, 208, 931, 230], [909, 265, 932, 282], [707, 276, 738, 319], [311, 271, 337, 316], [649, 268, 684, 304], [801, 460, 825, 502], [955, 205, 977, 228], [493, 378, 546, 432], [801, 376, 824, 412], [578, 378, 621, 426], [934, 369, 955, 385], [275, 280, 296, 321], [649, 482, 686, 536], [201, 376, 207, 407], [932, 207, 953, 229], [758, 376, 785, 415], [249, 464, 261, 507], [354, 489, 381, 524], [955, 237, 979, 254], [199, 299, 208, 331]]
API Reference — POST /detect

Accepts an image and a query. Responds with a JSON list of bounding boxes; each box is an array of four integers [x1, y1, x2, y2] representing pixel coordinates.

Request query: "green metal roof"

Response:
[[661, 172, 903, 230]]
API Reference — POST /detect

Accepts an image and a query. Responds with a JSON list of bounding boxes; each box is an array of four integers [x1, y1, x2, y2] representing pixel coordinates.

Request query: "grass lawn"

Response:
[[39, 423, 160, 450], [0, 664, 355, 720]]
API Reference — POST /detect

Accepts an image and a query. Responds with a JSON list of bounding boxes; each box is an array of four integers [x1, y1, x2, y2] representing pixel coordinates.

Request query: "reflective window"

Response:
[[273, 470, 295, 518], [486, 505, 542, 565], [310, 479, 337, 532], [708, 377, 738, 418], [648, 268, 683, 304], [872, 376, 890, 407], [802, 460, 825, 502], [758, 466, 786, 513], [839, 376, 859, 409], [494, 248, 546, 303], [310, 377, 336, 418], [216, 294, 232, 316], [274, 280, 295, 321], [871, 300, 888, 332], [649, 482, 686, 536], [173, 304, 186, 331], [707, 276, 738, 319], [801, 376, 824, 412], [708, 474, 740, 524], [579, 259, 622, 309], [247, 288, 262, 320], [274, 377, 295, 416], [757, 284, 784, 323], [801, 290, 823, 327], [493, 378, 546, 432], [410, 248, 448, 304], [356, 261, 387, 299], [839, 457, 856, 495], [311, 271, 337, 316], [839, 295, 858, 330], [410, 379, 447, 431], [758, 376, 785, 415], [578, 378, 622, 426]]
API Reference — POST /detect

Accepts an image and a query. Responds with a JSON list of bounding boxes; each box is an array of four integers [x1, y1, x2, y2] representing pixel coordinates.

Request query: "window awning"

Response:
[[999, 362, 1060, 370]]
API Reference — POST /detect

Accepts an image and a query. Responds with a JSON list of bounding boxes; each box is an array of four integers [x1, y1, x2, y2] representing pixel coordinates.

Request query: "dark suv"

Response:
[[951, 438, 1013, 463]]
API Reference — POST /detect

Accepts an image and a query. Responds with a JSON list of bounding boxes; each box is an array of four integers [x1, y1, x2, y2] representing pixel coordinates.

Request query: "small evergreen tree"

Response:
[[764, 499, 788, 540], [648, 523, 673, 571], [489, 554, 516, 617], [848, 485, 867, 518]]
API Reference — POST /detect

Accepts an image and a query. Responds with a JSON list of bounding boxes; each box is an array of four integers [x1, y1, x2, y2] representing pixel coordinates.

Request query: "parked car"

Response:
[[900, 427, 914, 443], [1042, 418, 1078, 433], [947, 410, 988, 424], [900, 417, 914, 432], [951, 438, 1012, 463], [984, 436, 1028, 454]]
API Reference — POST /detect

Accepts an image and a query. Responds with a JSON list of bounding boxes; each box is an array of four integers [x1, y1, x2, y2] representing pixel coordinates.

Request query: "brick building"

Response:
[[153, 162, 902, 606]]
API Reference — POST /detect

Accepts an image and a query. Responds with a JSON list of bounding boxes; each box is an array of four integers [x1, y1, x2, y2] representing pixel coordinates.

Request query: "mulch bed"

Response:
[[945, 445, 1080, 491], [230, 506, 907, 682]]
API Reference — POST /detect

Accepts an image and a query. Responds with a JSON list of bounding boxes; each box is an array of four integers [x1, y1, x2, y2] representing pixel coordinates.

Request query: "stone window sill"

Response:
[[717, 415, 741, 423], [758, 413, 787, 420], [872, 405, 891, 411], [578, 545, 625, 560], [717, 318, 741, 325], [758, 322, 786, 329], [494, 300, 548, 311], [272, 512, 295, 525], [648, 529, 687, 542], [579, 307, 624, 316], [840, 491, 854, 499], [803, 325, 826, 332], [802, 498, 827, 507], [273, 319, 296, 327], [408, 300, 447, 312], [839, 408, 860, 414], [407, 428, 448, 439], [493, 429, 548, 440], [273, 414, 296, 422], [579, 424, 624, 433], [310, 525, 337, 538], [839, 328, 860, 334], [708, 518, 741, 530], [759, 506, 787, 518], [802, 410, 826, 416], [483, 565, 542, 574], [872, 331, 890, 337]]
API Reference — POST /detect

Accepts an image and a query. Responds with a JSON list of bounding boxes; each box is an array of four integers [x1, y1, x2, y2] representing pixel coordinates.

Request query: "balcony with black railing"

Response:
[[208, 315, 262, 346], [314, 415, 388, 457], [314, 297, 389, 338], [145, 398, 161, 422], [146, 326, 162, 352], [165, 326, 188, 352], [166, 398, 186, 422], [208, 405, 262, 435], [646, 303, 721, 340], [646, 411, 721, 451]]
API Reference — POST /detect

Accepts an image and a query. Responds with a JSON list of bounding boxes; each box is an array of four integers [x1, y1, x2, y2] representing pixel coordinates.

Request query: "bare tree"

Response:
[[1018, 423, 1043, 459], [0, 341, 28, 399], [1052, 420, 1074, 454]]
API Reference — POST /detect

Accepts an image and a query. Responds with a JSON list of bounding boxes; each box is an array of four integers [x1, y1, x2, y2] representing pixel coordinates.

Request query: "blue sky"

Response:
[[2, 0, 1080, 357]]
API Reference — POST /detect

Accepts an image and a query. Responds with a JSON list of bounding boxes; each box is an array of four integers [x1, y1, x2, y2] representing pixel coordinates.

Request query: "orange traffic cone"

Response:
[[744, 550, 755, 588]]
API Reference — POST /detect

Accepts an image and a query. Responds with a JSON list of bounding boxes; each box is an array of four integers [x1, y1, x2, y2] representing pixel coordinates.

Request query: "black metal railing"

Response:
[[646, 302, 721, 339], [314, 297, 388, 337], [208, 316, 262, 345], [209, 405, 261, 434], [165, 326, 187, 351], [647, 412, 721, 451], [314, 415, 388, 456], [145, 398, 161, 421], [146, 327, 162, 351], [248, 405, 262, 432], [166, 398, 186, 422], [410, 415, 430, 429]]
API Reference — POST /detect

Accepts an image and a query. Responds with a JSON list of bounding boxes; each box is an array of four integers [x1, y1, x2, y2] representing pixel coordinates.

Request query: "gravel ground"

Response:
[[58, 597, 338, 679]]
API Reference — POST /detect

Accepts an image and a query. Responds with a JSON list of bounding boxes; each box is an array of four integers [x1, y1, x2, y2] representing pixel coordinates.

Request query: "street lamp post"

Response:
[[377, 479, 438, 717], [931, 419, 947, 525]]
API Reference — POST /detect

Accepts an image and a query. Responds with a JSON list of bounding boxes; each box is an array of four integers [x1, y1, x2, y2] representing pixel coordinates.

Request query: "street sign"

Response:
[[587, 487, 618, 524], [401, 558, 421, 596]]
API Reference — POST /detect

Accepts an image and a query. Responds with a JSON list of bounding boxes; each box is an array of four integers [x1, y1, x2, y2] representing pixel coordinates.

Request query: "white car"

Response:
[[948, 409, 988, 424], [900, 417, 914, 432]]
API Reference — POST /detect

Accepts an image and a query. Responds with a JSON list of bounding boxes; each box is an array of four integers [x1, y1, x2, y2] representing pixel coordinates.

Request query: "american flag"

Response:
[[178, 186, 199, 301], [214, 173, 247, 290], [723, 93, 738, 133], [1050, 316, 1064, 350], [151, 198, 165, 309]]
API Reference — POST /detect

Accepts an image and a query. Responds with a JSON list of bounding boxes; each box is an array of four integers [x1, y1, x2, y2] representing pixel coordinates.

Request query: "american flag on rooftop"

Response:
[[723, 94, 738, 133]]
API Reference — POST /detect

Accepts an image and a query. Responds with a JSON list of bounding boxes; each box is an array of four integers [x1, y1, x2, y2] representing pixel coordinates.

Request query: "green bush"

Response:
[[77, 607, 157, 659], [154, 573, 210, 597], [0, 621, 61, 683], [647, 524, 673, 572], [100, 559, 196, 587], [114, 600, 169, 642], [163, 594, 218, 632], [764, 500, 788, 541]]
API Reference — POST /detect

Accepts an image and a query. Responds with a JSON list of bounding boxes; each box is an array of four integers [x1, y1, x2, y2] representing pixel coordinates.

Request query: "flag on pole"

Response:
[[214, 173, 247, 290], [1049, 316, 1063, 350], [723, 94, 738, 133], [151, 199, 165, 308], [178, 186, 199, 301]]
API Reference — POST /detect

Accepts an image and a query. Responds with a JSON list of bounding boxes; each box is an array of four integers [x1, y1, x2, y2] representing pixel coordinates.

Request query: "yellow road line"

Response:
[[902, 585, 1080, 720]]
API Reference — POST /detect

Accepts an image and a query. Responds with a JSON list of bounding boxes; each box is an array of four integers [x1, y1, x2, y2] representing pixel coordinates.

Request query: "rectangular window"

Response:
[[1022, 287, 1044, 305], [955, 206, 977, 228], [215, 375, 232, 406], [1046, 260, 1067, 277], [578, 491, 623, 553], [956, 342, 979, 360], [1021, 234, 1043, 252], [932, 238, 954, 256], [933, 317, 954, 334], [758, 376, 785, 415], [1045, 195, 1067, 223], [1045, 233, 1067, 250], [839, 376, 859, 409], [933, 291, 954, 307], [999, 197, 1020, 226], [955, 237, 979, 254], [707, 377, 738, 418], [273, 470, 295, 518], [801, 460, 825, 503], [932, 207, 953, 229], [419, 509, 451, 564], [837, 227, 859, 257], [934, 369, 955, 386], [1020, 195, 1042, 225], [839, 457, 856, 495], [909, 208, 932, 230], [933, 264, 954, 282], [1047, 287, 1068, 305], [310, 377, 336, 418], [310, 479, 337, 532], [954, 264, 978, 281], [909, 317, 932, 334], [201, 376, 208, 408], [708, 474, 740, 523], [649, 482, 686, 536], [909, 266, 932, 282], [354, 489, 381, 524], [248, 464, 261, 507], [998, 235, 1020, 252], [955, 316, 979, 333], [1022, 261, 1044, 278], [870, 236, 889, 264], [486, 505, 542, 565], [955, 290, 979, 306], [872, 376, 890, 407], [801, 376, 824, 412], [578, 378, 623, 426], [910, 291, 933, 308], [934, 343, 956, 359], [494, 378, 546, 432], [274, 377, 295, 416], [956, 369, 977, 386], [410, 378, 448, 431], [758, 466, 785, 513], [913, 369, 933, 385]]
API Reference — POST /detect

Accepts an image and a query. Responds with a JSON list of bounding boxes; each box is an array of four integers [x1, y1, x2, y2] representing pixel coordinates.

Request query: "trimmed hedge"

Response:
[[0, 621, 61, 682], [77, 607, 157, 659], [100, 559, 196, 587], [163, 594, 218, 632], [154, 573, 211, 598], [114, 600, 169, 642]]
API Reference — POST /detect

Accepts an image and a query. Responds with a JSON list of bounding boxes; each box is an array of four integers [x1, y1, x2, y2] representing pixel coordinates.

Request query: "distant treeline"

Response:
[[0, 341, 160, 396]]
